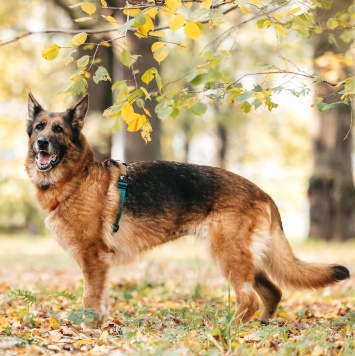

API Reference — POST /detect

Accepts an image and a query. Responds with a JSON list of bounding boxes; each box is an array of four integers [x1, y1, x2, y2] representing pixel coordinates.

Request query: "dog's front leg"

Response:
[[76, 252, 110, 328]]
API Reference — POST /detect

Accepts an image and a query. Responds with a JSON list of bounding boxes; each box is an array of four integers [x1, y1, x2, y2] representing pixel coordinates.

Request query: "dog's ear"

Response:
[[27, 93, 43, 135], [68, 94, 88, 132], [28, 92, 43, 120]]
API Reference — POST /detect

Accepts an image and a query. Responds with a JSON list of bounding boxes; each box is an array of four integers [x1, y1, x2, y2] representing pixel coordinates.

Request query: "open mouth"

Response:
[[35, 151, 59, 171]]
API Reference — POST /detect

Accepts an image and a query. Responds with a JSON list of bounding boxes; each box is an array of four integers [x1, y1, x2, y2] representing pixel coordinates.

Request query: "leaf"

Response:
[[140, 87, 151, 100], [328, 34, 338, 47], [184, 21, 202, 40], [72, 76, 87, 95], [156, 105, 173, 120], [99, 330, 109, 341], [73, 339, 93, 346], [120, 49, 132, 67], [142, 67, 157, 85], [200, 0, 212, 9], [42, 44, 60, 60], [151, 42, 165, 52], [101, 0, 107, 6], [189, 101, 207, 115], [126, 114, 147, 132], [153, 46, 169, 64], [72, 32, 87, 47], [118, 19, 134, 34], [165, 0, 181, 12], [147, 8, 158, 19], [141, 121, 152, 143], [168, 14, 186, 31], [327, 18, 338, 30], [77, 55, 90, 67], [235, 91, 255, 104], [81, 2, 96, 15], [134, 13, 146, 26], [121, 102, 135, 122], [276, 24, 286, 38], [106, 16, 117, 24], [74, 17, 92, 22], [149, 30, 165, 38], [249, 0, 262, 4], [289, 7, 301, 15], [49, 317, 59, 330], [93, 66, 111, 83]]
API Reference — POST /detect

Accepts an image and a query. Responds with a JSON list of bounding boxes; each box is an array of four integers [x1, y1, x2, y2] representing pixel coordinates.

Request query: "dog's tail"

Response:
[[262, 207, 350, 290]]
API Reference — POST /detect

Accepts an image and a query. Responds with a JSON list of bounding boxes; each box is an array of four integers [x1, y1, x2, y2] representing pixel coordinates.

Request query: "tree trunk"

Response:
[[122, 34, 162, 161], [308, 0, 355, 241]]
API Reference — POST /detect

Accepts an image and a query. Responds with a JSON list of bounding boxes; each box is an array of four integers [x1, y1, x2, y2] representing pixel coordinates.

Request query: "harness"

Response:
[[104, 159, 129, 233]]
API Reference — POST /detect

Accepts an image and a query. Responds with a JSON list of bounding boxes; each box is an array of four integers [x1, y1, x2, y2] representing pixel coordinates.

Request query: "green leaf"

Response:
[[328, 34, 338, 47], [155, 72, 163, 91], [156, 105, 173, 120], [190, 73, 208, 86], [253, 99, 263, 109], [103, 104, 122, 117], [317, 101, 342, 112], [93, 66, 111, 83], [234, 91, 255, 104], [67, 308, 99, 325], [189, 101, 207, 115], [77, 55, 90, 67], [118, 19, 134, 34], [113, 118, 123, 132], [72, 76, 87, 95], [313, 73, 324, 83], [120, 49, 132, 67], [134, 13, 146, 26]]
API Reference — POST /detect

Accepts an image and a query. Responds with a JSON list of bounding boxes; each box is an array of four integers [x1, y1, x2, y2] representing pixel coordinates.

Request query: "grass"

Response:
[[0, 234, 354, 354]]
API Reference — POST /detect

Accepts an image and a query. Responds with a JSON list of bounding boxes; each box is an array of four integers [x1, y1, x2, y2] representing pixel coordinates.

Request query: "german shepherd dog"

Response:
[[26, 93, 349, 326]]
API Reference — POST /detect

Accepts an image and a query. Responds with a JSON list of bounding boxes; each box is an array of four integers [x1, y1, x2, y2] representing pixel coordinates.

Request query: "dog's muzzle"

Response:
[[35, 151, 59, 171], [34, 138, 60, 171]]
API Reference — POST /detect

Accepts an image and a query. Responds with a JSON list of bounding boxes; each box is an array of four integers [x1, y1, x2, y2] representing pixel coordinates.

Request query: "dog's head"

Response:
[[27, 93, 88, 172]]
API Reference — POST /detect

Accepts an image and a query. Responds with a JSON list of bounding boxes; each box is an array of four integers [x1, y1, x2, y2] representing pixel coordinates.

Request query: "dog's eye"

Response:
[[53, 125, 63, 133], [35, 123, 44, 131]]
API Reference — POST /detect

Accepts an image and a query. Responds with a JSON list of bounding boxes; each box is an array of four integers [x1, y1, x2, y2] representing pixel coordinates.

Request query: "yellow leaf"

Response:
[[327, 18, 338, 30], [278, 311, 289, 319], [123, 6, 141, 17], [248, 0, 262, 4], [72, 32, 88, 47], [147, 8, 158, 19], [240, 6, 249, 14], [126, 114, 147, 132], [276, 23, 286, 37], [106, 16, 117, 24], [137, 14, 154, 36], [151, 41, 165, 52], [253, 92, 264, 100], [149, 30, 165, 38], [168, 14, 186, 31], [140, 87, 151, 100], [49, 317, 59, 330], [99, 330, 109, 341], [101, 0, 107, 7], [73, 339, 93, 346], [42, 44, 60, 60], [184, 1, 192, 7], [274, 13, 286, 20], [121, 102, 135, 122], [153, 45, 169, 64], [141, 120, 152, 143], [184, 20, 202, 40], [81, 2, 96, 15], [165, 0, 181, 13], [143, 106, 151, 117], [200, 0, 212, 9], [289, 7, 301, 15]]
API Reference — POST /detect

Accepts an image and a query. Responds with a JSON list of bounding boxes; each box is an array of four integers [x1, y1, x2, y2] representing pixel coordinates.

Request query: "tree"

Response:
[[308, 0, 355, 241], [1, 0, 354, 237]]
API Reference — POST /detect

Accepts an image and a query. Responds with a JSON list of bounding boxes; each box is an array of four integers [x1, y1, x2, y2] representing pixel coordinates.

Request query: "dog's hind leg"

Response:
[[209, 221, 259, 323], [253, 271, 282, 320]]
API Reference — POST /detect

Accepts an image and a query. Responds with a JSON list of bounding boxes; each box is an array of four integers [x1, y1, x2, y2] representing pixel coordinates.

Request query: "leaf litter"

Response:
[[0, 240, 354, 354]]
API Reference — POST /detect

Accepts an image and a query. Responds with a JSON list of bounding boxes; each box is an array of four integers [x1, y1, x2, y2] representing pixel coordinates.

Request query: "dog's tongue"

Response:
[[38, 152, 52, 165]]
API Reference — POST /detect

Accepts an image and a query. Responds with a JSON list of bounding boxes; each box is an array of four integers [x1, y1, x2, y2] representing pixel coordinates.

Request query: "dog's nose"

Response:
[[37, 137, 49, 150]]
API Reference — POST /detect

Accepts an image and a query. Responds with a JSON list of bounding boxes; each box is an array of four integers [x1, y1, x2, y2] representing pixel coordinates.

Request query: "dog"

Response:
[[25, 93, 350, 326]]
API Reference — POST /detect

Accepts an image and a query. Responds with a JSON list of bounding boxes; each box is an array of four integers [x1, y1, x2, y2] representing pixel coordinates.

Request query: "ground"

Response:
[[0, 234, 354, 355]]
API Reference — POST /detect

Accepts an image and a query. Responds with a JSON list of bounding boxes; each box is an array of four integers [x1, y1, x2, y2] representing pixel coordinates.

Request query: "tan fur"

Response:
[[25, 94, 350, 326]]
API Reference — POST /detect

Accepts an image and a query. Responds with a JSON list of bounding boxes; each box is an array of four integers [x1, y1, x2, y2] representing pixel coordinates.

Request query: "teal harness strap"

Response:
[[113, 162, 128, 233]]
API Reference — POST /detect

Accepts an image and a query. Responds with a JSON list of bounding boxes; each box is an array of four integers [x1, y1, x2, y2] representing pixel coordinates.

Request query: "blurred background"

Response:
[[0, 0, 354, 242]]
